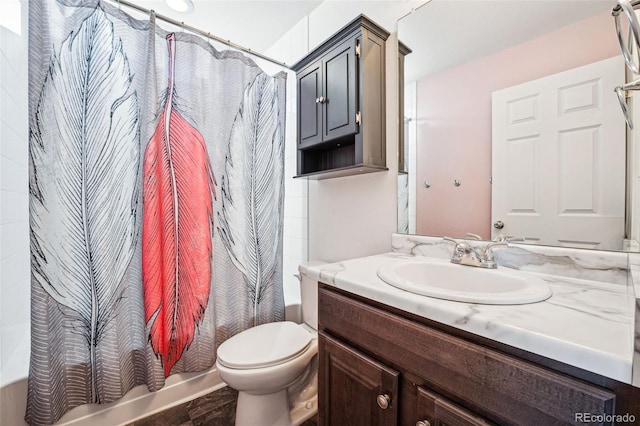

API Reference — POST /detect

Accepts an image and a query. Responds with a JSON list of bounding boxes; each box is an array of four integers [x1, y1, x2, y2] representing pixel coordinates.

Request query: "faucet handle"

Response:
[[444, 237, 478, 264], [466, 233, 482, 240], [483, 241, 508, 261]]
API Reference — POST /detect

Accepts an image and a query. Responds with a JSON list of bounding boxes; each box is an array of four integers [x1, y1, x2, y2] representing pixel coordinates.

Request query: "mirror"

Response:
[[398, 0, 640, 251]]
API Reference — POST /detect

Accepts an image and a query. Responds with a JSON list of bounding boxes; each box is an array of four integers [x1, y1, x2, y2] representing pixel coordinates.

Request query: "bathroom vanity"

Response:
[[305, 235, 640, 425]]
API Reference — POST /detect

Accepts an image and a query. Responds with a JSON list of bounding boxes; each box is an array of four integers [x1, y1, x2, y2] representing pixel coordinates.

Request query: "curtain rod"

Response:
[[105, 0, 290, 68]]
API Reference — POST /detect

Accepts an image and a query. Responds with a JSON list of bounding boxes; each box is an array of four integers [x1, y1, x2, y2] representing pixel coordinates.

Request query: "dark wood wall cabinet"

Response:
[[292, 15, 389, 179], [318, 284, 640, 426]]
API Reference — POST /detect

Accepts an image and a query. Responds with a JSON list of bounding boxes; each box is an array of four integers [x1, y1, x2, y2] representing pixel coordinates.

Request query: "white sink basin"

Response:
[[377, 258, 552, 305]]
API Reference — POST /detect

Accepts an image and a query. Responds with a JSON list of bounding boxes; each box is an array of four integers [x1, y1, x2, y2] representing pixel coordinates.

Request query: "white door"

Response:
[[492, 56, 626, 250]]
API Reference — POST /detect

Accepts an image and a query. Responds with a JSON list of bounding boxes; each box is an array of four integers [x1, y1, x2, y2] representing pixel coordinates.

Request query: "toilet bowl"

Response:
[[215, 265, 321, 426]]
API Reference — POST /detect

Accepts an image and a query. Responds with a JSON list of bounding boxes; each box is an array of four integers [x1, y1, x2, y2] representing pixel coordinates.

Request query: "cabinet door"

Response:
[[319, 332, 398, 426], [297, 60, 323, 147], [322, 37, 358, 142], [417, 387, 493, 426]]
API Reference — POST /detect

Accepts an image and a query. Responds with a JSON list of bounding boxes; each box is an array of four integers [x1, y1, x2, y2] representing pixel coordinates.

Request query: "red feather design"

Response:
[[142, 33, 217, 377]]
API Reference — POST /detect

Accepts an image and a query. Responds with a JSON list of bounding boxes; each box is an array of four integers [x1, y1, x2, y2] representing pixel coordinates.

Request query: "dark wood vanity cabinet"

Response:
[[319, 332, 399, 426], [293, 15, 389, 179], [318, 284, 639, 426]]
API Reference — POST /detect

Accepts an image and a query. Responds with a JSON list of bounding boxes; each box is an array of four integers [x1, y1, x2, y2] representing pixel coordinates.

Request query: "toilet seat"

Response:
[[217, 321, 312, 370]]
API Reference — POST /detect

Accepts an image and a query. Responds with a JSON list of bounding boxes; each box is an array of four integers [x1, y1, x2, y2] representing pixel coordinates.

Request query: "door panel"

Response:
[[298, 60, 322, 147], [319, 332, 398, 426], [323, 38, 357, 141], [417, 387, 493, 426], [492, 56, 625, 249]]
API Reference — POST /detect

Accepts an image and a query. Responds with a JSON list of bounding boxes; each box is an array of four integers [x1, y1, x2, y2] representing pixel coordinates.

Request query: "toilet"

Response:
[[215, 267, 320, 426]]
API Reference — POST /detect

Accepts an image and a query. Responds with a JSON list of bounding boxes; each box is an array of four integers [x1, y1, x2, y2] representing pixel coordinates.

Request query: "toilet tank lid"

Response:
[[217, 321, 311, 369], [298, 261, 327, 275]]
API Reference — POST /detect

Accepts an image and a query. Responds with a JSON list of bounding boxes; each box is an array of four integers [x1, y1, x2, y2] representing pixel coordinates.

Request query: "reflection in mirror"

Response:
[[398, 0, 640, 251]]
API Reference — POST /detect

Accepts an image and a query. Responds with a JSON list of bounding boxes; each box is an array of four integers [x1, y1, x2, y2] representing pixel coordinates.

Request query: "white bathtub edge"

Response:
[[54, 367, 225, 426]]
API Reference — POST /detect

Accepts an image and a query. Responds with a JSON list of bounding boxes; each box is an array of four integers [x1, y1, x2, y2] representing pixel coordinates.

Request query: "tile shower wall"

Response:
[[1, 1, 30, 424], [266, 20, 310, 311], [1, 0, 30, 389]]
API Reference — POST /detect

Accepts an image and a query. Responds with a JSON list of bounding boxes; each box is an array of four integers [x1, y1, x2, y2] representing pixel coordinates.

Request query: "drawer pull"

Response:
[[376, 393, 391, 409], [416, 421, 431, 426]]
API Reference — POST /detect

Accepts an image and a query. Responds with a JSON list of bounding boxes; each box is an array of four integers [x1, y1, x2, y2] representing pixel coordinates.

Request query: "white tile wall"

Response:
[[265, 17, 310, 68], [281, 70, 308, 306], [0, 0, 30, 393]]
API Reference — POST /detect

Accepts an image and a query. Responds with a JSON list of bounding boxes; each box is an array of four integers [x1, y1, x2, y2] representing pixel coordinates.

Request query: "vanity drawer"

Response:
[[318, 286, 616, 425]]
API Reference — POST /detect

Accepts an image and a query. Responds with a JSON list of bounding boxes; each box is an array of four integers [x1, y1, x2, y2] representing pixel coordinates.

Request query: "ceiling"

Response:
[[399, 0, 617, 83], [132, 0, 323, 52]]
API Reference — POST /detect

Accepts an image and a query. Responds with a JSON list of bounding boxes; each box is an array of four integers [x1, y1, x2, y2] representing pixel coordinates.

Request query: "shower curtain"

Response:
[[26, 1, 286, 424]]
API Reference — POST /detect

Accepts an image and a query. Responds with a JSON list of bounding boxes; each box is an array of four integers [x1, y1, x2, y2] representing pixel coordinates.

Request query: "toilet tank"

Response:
[[299, 262, 325, 330]]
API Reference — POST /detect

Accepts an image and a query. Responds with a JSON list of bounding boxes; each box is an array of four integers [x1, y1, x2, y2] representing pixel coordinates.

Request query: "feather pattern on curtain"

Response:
[[218, 73, 284, 327], [142, 33, 217, 378], [26, 2, 286, 424], [29, 7, 140, 404]]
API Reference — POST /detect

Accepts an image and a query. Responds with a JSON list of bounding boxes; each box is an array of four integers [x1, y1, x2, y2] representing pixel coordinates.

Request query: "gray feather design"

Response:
[[29, 8, 139, 403], [218, 73, 284, 326]]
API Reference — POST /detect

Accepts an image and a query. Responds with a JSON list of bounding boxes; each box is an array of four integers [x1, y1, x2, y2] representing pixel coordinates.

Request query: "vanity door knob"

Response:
[[315, 97, 320, 103], [376, 393, 391, 410], [494, 220, 505, 229], [416, 421, 432, 426]]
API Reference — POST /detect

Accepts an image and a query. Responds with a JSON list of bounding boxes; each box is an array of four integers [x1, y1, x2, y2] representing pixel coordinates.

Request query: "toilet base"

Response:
[[236, 390, 290, 426], [290, 393, 317, 426], [234, 389, 317, 426]]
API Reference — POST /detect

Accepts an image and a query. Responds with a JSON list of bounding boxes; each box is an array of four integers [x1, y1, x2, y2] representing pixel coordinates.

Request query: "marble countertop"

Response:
[[302, 250, 636, 384]]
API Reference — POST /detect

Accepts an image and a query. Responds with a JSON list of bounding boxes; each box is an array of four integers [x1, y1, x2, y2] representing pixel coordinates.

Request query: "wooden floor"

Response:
[[127, 386, 318, 426]]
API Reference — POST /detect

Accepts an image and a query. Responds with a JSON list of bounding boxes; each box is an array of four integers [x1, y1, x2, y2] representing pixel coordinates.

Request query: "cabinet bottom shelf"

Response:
[[295, 164, 388, 180], [296, 138, 387, 179]]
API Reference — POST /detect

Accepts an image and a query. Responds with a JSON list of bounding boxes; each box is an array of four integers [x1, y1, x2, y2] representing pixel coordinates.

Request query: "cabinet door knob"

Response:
[[416, 421, 431, 426], [376, 394, 391, 409], [315, 97, 320, 104]]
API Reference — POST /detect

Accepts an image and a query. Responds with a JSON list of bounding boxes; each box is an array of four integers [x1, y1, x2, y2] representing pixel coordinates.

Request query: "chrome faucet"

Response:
[[443, 237, 508, 269]]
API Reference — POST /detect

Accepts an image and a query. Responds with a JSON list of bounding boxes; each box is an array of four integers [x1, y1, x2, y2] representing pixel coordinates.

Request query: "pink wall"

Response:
[[416, 11, 620, 239]]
